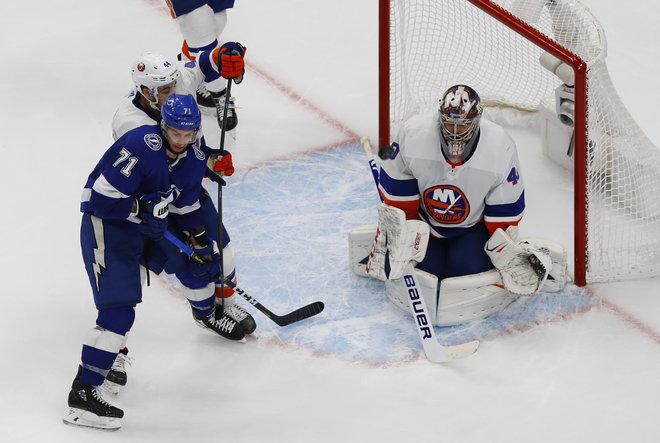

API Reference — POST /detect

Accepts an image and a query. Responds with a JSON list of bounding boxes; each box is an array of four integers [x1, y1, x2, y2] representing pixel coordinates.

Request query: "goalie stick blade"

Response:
[[424, 339, 480, 363], [272, 301, 325, 326]]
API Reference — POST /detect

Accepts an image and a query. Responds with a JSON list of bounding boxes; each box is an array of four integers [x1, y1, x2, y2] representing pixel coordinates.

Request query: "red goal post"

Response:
[[379, 0, 660, 286]]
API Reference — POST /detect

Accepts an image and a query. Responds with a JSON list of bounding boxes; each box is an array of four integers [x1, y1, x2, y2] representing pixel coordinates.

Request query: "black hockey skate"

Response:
[[219, 301, 256, 334], [63, 369, 124, 431], [196, 84, 216, 108], [103, 347, 131, 394], [192, 307, 246, 341], [211, 88, 238, 131]]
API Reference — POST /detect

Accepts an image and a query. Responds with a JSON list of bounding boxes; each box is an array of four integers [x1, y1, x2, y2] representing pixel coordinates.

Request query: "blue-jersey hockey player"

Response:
[[103, 43, 255, 395], [63, 95, 240, 431], [355, 85, 566, 327]]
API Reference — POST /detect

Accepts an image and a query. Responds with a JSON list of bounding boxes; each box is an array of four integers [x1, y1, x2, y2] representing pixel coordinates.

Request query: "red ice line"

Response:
[[245, 61, 360, 142], [596, 294, 660, 346]]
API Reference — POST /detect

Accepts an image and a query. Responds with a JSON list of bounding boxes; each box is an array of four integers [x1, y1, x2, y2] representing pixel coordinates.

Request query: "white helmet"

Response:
[[131, 52, 180, 103]]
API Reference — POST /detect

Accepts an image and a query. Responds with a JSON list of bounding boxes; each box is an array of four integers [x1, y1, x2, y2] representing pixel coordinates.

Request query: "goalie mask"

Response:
[[439, 85, 483, 163], [131, 52, 180, 106]]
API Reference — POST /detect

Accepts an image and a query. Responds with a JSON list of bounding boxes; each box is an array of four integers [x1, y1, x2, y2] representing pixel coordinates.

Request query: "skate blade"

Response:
[[63, 408, 121, 431]]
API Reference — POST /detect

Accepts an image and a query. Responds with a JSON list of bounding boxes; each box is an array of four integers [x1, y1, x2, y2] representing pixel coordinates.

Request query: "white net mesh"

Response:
[[388, 0, 660, 283]]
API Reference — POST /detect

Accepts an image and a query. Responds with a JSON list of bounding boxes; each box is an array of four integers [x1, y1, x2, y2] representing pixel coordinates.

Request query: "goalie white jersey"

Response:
[[379, 112, 525, 238]]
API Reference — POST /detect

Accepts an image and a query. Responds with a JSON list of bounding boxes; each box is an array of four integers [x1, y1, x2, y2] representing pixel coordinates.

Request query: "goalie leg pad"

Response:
[[348, 225, 378, 277], [385, 268, 439, 324], [437, 269, 518, 326]]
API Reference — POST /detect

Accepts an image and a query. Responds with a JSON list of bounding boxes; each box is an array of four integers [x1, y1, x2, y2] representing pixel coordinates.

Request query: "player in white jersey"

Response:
[[103, 48, 254, 394], [112, 43, 244, 140], [355, 85, 566, 326]]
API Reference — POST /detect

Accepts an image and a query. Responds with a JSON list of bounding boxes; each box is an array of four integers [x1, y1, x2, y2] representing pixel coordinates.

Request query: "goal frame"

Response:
[[378, 0, 590, 286]]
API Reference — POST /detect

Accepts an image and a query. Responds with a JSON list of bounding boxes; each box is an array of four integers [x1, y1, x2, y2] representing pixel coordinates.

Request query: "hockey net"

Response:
[[380, 0, 660, 285]]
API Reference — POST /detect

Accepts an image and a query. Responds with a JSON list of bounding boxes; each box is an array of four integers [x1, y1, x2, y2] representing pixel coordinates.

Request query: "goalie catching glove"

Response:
[[366, 204, 430, 281], [485, 226, 552, 295]]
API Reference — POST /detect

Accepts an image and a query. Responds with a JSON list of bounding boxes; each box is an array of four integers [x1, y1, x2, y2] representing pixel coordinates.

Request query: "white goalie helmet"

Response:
[[131, 52, 180, 103], [439, 84, 483, 159]]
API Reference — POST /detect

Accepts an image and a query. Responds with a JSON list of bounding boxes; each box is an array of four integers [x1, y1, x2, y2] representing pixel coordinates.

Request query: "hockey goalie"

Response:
[[350, 85, 568, 326]]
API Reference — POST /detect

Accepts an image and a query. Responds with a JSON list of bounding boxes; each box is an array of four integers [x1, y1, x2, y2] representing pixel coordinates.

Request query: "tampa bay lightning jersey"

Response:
[[379, 112, 525, 238], [81, 125, 208, 231]]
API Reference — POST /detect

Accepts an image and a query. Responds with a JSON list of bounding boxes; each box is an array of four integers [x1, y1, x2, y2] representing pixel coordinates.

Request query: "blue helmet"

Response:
[[161, 94, 202, 132]]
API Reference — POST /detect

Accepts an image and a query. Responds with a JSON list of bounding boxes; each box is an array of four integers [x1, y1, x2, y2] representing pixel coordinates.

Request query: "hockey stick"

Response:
[[360, 136, 480, 362], [216, 78, 232, 312], [163, 231, 325, 326]]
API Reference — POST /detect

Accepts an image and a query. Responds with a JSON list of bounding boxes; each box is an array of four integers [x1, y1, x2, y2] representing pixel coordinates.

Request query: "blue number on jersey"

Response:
[[507, 167, 520, 185]]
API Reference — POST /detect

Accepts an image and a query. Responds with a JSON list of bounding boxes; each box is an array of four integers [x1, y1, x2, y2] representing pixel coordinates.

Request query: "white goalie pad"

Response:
[[385, 268, 517, 327], [437, 270, 517, 326], [365, 204, 430, 281], [348, 224, 378, 277], [385, 267, 439, 324], [485, 226, 553, 296]]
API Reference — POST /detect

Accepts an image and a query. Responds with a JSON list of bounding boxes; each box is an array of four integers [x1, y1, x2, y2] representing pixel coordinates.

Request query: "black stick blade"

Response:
[[273, 301, 325, 326]]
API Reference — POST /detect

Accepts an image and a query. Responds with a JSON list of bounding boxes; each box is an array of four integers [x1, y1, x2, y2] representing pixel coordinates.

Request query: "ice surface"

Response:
[[0, 0, 659, 442]]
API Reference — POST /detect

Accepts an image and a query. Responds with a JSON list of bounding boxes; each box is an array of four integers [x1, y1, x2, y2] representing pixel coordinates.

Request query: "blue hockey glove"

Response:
[[136, 195, 170, 240], [188, 226, 222, 282]]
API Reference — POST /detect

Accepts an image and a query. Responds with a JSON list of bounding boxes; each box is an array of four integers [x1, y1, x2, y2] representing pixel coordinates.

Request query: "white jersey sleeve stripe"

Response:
[[92, 174, 130, 199]]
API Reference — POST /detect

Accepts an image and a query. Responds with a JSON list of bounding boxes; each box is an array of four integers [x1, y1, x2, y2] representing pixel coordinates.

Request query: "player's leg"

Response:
[[197, 193, 256, 333], [207, 0, 239, 130], [158, 222, 246, 341], [64, 216, 144, 430]]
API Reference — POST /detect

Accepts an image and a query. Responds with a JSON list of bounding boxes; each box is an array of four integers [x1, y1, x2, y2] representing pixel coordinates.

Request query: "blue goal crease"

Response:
[[218, 144, 593, 365]]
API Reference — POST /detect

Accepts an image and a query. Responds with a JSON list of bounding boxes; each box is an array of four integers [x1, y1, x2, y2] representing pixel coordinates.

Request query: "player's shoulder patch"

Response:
[[184, 60, 197, 69], [143, 133, 163, 151], [192, 144, 205, 161]]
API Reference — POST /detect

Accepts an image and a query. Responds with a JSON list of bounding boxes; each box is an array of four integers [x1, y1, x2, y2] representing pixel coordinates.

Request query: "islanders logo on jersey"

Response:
[[423, 185, 470, 224]]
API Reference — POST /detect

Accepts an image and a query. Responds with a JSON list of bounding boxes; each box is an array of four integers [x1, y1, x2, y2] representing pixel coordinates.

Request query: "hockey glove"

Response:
[[188, 226, 222, 283], [135, 195, 170, 240], [485, 226, 552, 295], [207, 150, 235, 177], [214, 42, 246, 83]]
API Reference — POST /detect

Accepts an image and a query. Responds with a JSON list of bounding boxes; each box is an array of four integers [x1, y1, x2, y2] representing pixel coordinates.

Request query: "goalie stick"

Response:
[[360, 136, 480, 362], [163, 231, 325, 326]]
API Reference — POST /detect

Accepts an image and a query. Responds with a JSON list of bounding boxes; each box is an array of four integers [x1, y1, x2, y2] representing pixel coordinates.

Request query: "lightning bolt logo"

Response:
[[90, 216, 106, 292]]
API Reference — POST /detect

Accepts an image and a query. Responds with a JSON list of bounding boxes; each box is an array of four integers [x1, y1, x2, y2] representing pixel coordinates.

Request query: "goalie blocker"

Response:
[[350, 209, 567, 326]]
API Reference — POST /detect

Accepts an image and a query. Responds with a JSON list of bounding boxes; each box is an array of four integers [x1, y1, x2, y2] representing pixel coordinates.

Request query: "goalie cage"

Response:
[[379, 0, 660, 285]]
